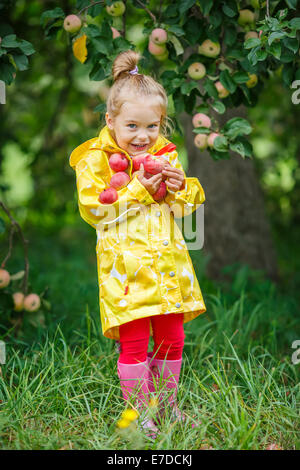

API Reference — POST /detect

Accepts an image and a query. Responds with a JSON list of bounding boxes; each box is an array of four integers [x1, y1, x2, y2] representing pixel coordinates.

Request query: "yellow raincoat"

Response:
[[69, 125, 206, 340]]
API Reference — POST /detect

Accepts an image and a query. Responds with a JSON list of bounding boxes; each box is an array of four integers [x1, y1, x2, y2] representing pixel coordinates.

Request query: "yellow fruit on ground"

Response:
[[13, 292, 25, 311], [23, 293, 41, 312], [0, 269, 10, 288]]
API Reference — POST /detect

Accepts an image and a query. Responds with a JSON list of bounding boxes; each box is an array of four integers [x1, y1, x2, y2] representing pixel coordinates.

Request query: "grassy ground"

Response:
[[0, 223, 299, 450]]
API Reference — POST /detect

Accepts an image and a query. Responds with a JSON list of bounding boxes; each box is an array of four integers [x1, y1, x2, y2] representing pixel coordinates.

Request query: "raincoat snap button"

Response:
[[163, 240, 169, 246], [155, 211, 161, 217], [169, 271, 175, 277], [175, 302, 181, 308]]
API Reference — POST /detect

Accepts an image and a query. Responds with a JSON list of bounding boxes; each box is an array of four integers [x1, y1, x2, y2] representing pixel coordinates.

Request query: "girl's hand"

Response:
[[162, 167, 185, 192], [137, 163, 163, 196]]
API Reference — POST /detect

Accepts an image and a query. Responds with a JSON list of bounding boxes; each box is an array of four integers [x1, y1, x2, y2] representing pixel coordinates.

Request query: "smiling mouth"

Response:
[[131, 143, 148, 149]]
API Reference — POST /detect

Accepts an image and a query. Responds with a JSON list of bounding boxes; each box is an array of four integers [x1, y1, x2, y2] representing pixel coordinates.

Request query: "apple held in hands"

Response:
[[109, 153, 129, 172], [152, 181, 167, 202], [132, 155, 146, 171], [110, 171, 130, 190], [143, 154, 169, 175], [99, 187, 118, 204]]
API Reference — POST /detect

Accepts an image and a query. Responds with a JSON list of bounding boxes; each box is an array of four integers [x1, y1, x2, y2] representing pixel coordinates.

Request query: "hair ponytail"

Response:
[[112, 50, 141, 82]]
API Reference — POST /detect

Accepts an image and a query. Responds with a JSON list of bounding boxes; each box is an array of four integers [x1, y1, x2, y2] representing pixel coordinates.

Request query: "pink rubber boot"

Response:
[[117, 359, 158, 439], [147, 353, 185, 423]]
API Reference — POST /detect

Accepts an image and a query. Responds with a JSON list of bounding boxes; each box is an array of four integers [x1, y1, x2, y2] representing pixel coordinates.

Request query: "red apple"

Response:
[[110, 171, 130, 190], [132, 155, 146, 171], [143, 155, 168, 175], [192, 113, 211, 128], [99, 187, 118, 204], [150, 28, 168, 45], [111, 27, 120, 39], [207, 132, 222, 148], [109, 153, 129, 172], [63, 15, 82, 33], [152, 181, 167, 201]]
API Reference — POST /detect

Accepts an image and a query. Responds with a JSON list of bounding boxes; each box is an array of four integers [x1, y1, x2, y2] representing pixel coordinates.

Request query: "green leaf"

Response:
[[276, 9, 289, 20], [233, 71, 250, 84], [285, 0, 297, 9], [280, 46, 296, 63], [211, 101, 226, 114], [219, 69, 237, 93], [82, 24, 102, 38], [213, 136, 228, 152], [224, 27, 237, 47], [179, 0, 196, 14], [12, 54, 28, 71], [209, 11, 222, 28], [89, 63, 106, 81], [181, 80, 199, 96], [40, 7, 65, 25], [282, 64, 294, 87], [222, 3, 237, 17], [204, 78, 219, 99], [256, 49, 268, 61], [18, 40, 35, 56], [289, 17, 300, 29], [167, 25, 185, 37], [268, 31, 285, 45], [283, 37, 299, 53], [182, 17, 201, 45], [267, 42, 281, 59], [199, 0, 213, 16], [223, 117, 252, 139], [1, 34, 19, 48], [244, 38, 261, 49], [90, 37, 112, 55], [247, 47, 258, 66], [0, 60, 15, 84], [193, 127, 211, 135], [229, 141, 246, 158], [169, 34, 184, 55], [0, 217, 5, 235]]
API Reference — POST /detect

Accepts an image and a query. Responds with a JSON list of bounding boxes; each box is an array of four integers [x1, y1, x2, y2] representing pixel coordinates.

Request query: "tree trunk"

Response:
[[179, 106, 279, 281]]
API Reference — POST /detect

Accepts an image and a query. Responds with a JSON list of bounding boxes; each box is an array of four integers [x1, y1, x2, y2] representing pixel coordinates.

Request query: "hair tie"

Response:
[[129, 65, 139, 75]]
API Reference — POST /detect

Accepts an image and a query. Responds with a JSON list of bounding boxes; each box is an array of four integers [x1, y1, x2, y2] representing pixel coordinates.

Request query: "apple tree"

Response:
[[40, 0, 300, 278]]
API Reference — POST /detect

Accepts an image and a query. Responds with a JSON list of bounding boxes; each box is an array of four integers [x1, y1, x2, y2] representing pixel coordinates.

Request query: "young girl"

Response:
[[69, 50, 206, 438]]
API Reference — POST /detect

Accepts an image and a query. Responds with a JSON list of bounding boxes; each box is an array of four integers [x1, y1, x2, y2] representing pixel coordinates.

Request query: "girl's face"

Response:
[[105, 96, 162, 156]]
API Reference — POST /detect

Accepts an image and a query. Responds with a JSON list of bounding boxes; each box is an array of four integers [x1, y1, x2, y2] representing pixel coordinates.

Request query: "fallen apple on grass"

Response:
[[24, 293, 41, 312], [13, 292, 25, 311], [0, 268, 10, 288]]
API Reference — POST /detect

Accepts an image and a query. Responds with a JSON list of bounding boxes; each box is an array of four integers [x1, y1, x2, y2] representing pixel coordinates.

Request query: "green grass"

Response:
[[0, 224, 299, 449]]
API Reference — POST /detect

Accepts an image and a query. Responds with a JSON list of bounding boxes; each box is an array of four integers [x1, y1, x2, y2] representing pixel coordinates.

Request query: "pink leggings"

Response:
[[119, 313, 185, 364]]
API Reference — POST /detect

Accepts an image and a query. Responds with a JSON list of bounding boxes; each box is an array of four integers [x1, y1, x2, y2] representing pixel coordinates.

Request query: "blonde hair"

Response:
[[106, 50, 174, 137]]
